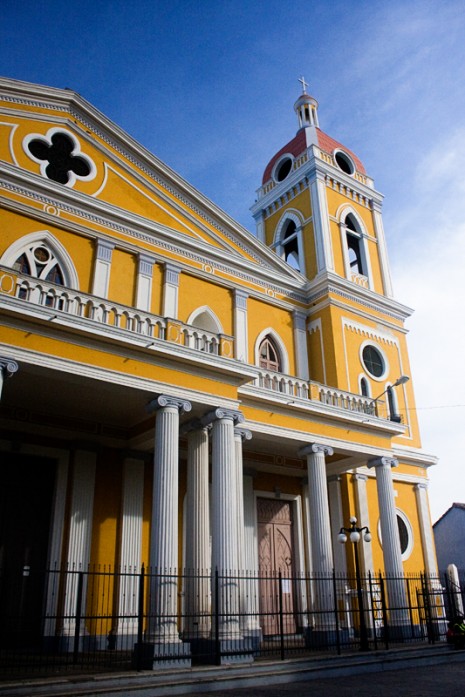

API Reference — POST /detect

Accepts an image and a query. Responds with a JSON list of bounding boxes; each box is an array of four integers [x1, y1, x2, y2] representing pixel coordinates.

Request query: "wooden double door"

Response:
[[257, 497, 297, 635]]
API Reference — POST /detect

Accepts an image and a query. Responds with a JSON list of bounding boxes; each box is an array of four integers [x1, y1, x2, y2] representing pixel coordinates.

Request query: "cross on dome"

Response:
[[298, 75, 309, 94]]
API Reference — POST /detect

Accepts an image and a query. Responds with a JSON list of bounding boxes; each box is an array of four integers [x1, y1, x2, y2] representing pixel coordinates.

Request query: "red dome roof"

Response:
[[262, 128, 366, 185]]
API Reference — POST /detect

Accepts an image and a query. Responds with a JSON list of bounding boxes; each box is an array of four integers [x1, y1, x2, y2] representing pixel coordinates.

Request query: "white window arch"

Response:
[[359, 375, 370, 397], [254, 328, 290, 375], [185, 306, 223, 354], [187, 306, 223, 334], [1, 231, 79, 289], [273, 211, 305, 274], [338, 207, 372, 289]]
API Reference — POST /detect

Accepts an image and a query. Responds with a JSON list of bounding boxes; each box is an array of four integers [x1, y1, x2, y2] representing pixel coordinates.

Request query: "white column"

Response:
[[368, 456, 409, 627], [202, 407, 244, 639], [352, 473, 374, 574], [184, 422, 211, 638], [327, 475, 346, 574], [308, 170, 334, 273], [117, 456, 144, 640], [415, 483, 438, 575], [135, 254, 156, 312], [92, 239, 114, 298], [372, 201, 394, 298], [147, 394, 192, 643], [299, 443, 335, 630], [162, 263, 180, 318], [234, 290, 249, 362], [62, 448, 97, 638], [234, 427, 252, 633], [293, 310, 309, 381], [243, 475, 261, 636], [0, 357, 18, 399]]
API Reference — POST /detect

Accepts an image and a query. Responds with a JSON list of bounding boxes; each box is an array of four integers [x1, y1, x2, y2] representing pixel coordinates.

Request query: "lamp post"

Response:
[[371, 375, 409, 421], [338, 516, 371, 651]]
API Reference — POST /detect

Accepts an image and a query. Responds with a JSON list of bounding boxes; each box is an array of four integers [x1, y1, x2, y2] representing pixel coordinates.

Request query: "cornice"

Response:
[[308, 271, 413, 321]]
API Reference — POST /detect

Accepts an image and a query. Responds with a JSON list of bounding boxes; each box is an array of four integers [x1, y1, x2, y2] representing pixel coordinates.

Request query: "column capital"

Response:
[[414, 482, 428, 491], [299, 443, 334, 458], [368, 456, 398, 470], [201, 407, 244, 427], [180, 418, 211, 435], [234, 427, 252, 443], [147, 394, 192, 415], [164, 262, 181, 286], [0, 357, 19, 377]]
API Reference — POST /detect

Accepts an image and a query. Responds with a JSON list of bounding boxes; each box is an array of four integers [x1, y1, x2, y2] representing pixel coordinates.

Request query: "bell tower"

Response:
[[251, 79, 394, 297], [250, 81, 416, 418]]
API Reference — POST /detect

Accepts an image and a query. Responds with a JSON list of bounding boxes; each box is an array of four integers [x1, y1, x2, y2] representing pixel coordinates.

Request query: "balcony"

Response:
[[0, 265, 234, 359], [252, 368, 376, 417]]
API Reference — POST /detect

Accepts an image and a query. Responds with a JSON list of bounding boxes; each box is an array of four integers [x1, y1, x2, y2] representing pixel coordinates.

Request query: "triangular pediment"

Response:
[[0, 77, 308, 293]]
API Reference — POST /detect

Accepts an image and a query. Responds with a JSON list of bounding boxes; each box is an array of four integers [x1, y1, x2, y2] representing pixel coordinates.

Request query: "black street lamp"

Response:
[[338, 516, 371, 651]]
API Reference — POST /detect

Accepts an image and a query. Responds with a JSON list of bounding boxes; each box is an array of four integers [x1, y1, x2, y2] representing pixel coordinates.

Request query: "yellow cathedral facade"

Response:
[[0, 76, 440, 664]]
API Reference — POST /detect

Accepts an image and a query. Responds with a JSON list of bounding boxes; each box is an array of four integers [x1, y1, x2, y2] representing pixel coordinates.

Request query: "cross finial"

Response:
[[298, 75, 309, 94]]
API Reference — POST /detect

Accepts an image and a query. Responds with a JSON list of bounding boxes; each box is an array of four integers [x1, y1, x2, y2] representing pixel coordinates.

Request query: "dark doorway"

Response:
[[0, 454, 56, 647]]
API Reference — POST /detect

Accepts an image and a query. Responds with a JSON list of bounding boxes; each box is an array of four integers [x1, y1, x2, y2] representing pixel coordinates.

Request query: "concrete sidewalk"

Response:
[[1, 644, 464, 697]]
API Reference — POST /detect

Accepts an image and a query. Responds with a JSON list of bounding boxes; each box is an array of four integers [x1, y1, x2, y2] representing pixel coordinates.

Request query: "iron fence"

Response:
[[0, 564, 457, 679]]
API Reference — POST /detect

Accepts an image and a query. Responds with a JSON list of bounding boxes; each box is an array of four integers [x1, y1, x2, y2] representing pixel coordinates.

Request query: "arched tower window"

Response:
[[340, 211, 372, 288], [259, 336, 281, 372], [274, 214, 304, 273], [345, 215, 365, 276]]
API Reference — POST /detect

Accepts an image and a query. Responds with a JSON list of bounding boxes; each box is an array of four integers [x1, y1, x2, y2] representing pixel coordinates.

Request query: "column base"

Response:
[[132, 642, 191, 670], [190, 638, 255, 665]]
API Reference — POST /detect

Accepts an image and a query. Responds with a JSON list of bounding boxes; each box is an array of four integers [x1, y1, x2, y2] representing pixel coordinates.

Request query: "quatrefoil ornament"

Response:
[[23, 128, 96, 187]]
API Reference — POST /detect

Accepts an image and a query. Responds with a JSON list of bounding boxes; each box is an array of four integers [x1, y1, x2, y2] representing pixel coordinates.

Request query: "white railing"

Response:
[[318, 385, 375, 415], [255, 368, 376, 416], [182, 327, 220, 355], [13, 275, 167, 339], [0, 267, 236, 358], [256, 370, 309, 399]]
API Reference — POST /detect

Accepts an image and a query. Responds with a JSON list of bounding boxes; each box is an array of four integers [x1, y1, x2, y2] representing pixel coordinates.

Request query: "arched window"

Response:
[[1, 231, 78, 290], [274, 215, 304, 273], [259, 336, 281, 372], [360, 377, 370, 397], [13, 242, 65, 285], [345, 214, 366, 276]]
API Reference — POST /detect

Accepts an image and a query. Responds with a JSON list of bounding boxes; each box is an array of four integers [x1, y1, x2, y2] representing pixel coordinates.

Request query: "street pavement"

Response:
[[187, 660, 465, 696]]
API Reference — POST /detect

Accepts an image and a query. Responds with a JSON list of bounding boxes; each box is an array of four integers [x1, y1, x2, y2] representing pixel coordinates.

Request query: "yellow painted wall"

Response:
[[108, 247, 137, 306], [178, 273, 233, 335]]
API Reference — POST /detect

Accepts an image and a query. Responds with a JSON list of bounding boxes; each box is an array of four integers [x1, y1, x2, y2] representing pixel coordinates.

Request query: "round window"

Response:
[[334, 150, 355, 175], [362, 345, 384, 378], [274, 157, 293, 182]]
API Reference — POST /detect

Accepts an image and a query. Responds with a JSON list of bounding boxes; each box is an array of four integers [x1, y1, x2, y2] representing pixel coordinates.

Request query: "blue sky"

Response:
[[2, 0, 464, 522]]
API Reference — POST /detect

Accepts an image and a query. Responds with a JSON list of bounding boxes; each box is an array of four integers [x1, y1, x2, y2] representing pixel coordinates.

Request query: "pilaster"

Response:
[[162, 263, 181, 318], [92, 239, 114, 298], [234, 290, 249, 362], [135, 253, 156, 311], [293, 310, 309, 381]]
